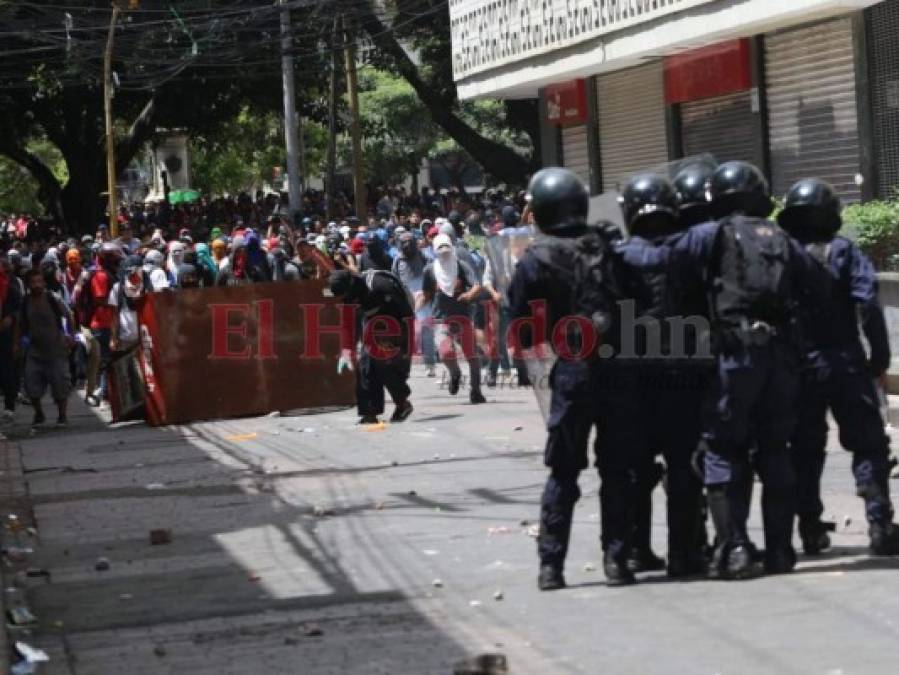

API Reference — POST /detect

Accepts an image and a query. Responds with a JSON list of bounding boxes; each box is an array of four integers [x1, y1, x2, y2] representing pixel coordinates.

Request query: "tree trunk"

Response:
[[356, 3, 536, 187]]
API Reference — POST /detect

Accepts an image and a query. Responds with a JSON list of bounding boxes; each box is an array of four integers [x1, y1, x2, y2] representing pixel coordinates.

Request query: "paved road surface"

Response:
[[3, 370, 899, 674]]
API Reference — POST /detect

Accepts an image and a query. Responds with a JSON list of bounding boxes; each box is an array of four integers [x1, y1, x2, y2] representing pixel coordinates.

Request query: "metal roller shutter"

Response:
[[681, 90, 763, 168], [561, 124, 590, 186], [765, 18, 861, 202], [597, 62, 668, 191], [866, 0, 899, 199]]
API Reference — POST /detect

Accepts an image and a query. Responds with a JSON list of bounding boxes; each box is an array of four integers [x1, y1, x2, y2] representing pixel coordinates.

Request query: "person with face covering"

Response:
[[176, 263, 201, 289], [328, 269, 414, 424], [244, 230, 273, 281], [421, 234, 485, 403], [217, 241, 258, 286], [109, 255, 147, 353], [166, 241, 186, 284], [143, 250, 170, 291], [210, 238, 228, 269], [63, 249, 83, 303], [194, 243, 219, 286], [359, 235, 393, 272], [392, 232, 436, 376]]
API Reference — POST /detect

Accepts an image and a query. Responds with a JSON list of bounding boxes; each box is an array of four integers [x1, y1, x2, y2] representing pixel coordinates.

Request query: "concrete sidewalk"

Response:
[[2, 373, 899, 674]]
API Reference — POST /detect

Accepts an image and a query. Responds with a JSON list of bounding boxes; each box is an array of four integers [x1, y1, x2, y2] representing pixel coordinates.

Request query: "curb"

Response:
[[0, 431, 36, 674]]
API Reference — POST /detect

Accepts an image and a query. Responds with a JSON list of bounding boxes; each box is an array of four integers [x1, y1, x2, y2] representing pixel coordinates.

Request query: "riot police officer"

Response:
[[508, 167, 641, 590], [616, 173, 710, 577], [670, 161, 826, 578], [778, 178, 899, 556]]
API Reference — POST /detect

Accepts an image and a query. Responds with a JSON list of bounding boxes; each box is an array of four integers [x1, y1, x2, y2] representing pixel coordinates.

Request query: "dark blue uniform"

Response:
[[670, 218, 826, 563], [616, 234, 712, 567], [508, 226, 641, 571], [793, 236, 893, 532]]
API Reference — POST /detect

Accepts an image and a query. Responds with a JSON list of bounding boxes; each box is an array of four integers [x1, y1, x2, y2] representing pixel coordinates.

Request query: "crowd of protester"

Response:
[[0, 185, 534, 428]]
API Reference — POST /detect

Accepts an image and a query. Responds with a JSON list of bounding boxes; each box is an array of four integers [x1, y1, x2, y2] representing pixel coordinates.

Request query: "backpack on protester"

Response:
[[363, 269, 414, 319], [711, 214, 793, 331]]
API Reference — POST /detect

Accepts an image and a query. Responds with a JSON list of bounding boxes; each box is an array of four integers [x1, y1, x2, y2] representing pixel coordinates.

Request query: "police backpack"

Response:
[[711, 215, 792, 329], [530, 225, 624, 354]]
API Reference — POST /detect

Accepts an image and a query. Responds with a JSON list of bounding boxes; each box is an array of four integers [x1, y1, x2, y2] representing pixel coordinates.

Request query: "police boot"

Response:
[[667, 549, 707, 579], [857, 479, 899, 555], [628, 461, 665, 573], [798, 517, 834, 555], [603, 552, 637, 587], [869, 523, 899, 556], [707, 488, 759, 580], [537, 564, 566, 591]]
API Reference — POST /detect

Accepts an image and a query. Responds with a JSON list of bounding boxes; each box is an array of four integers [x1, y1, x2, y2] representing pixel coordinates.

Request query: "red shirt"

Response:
[[89, 269, 114, 330]]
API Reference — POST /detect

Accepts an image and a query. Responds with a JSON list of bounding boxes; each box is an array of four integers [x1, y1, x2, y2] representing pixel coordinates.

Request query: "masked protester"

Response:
[[176, 263, 201, 289], [421, 234, 485, 404], [392, 232, 436, 377], [329, 269, 415, 424], [80, 243, 123, 405], [63, 249, 83, 302], [166, 241, 186, 281], [211, 238, 228, 269], [194, 243, 219, 287], [143, 250, 170, 291], [360, 235, 392, 272], [109, 255, 147, 353], [244, 230, 273, 281], [17, 268, 74, 428]]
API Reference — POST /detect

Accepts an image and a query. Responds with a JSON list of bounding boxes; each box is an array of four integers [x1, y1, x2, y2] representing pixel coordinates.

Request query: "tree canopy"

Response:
[[0, 1, 538, 230]]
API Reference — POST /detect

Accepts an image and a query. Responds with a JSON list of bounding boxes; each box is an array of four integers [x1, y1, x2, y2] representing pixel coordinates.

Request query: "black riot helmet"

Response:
[[527, 167, 589, 234], [777, 178, 841, 243], [708, 161, 773, 219], [619, 173, 679, 237], [673, 163, 714, 227]]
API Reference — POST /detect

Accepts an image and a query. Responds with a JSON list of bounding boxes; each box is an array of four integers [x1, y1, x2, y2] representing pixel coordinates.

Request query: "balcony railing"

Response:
[[450, 0, 718, 81]]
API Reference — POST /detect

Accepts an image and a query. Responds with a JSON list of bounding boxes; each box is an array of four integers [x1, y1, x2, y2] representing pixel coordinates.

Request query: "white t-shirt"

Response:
[[108, 282, 139, 344]]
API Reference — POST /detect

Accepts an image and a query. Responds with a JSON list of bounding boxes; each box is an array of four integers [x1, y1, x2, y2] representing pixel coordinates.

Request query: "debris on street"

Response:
[[149, 529, 172, 545]]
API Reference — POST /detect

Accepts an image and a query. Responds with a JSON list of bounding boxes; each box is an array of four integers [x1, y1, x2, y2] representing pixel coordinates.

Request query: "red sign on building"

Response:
[[664, 39, 752, 104], [544, 79, 588, 126]]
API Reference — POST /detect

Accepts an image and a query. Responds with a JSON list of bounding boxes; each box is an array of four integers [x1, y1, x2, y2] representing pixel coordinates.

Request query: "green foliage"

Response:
[[355, 69, 437, 186], [841, 200, 899, 271], [190, 108, 283, 195], [0, 139, 67, 214]]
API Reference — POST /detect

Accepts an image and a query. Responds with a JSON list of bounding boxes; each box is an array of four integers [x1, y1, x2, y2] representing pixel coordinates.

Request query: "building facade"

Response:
[[450, 0, 899, 201]]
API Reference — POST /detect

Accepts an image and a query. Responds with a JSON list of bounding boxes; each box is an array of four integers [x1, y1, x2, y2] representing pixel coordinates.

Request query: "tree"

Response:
[[351, 0, 540, 187], [354, 70, 438, 189], [0, 1, 327, 231]]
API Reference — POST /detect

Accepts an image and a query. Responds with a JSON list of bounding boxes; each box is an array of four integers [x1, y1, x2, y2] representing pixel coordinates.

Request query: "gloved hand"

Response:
[[337, 348, 354, 374]]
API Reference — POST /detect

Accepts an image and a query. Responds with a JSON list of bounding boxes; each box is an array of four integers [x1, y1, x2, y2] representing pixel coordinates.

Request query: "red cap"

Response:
[[350, 239, 365, 255], [427, 226, 439, 237]]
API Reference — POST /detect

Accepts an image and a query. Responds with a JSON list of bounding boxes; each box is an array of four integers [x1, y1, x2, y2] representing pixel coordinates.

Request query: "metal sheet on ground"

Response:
[[137, 280, 355, 425]]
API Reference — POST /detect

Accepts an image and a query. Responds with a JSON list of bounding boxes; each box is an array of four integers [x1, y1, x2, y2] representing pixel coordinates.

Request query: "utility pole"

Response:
[[104, 3, 121, 237], [280, 0, 302, 224], [325, 16, 339, 221], [344, 20, 366, 221]]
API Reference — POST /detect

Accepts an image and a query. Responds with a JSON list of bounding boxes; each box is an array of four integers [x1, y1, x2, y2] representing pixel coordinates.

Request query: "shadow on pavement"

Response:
[[15, 397, 472, 674]]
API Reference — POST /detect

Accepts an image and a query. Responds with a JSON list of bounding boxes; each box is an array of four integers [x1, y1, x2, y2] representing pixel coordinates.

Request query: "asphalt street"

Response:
[[3, 369, 899, 674]]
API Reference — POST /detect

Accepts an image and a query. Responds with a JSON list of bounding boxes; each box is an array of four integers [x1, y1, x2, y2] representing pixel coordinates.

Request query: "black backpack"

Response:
[[711, 215, 792, 328], [363, 269, 414, 319], [530, 227, 624, 353]]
